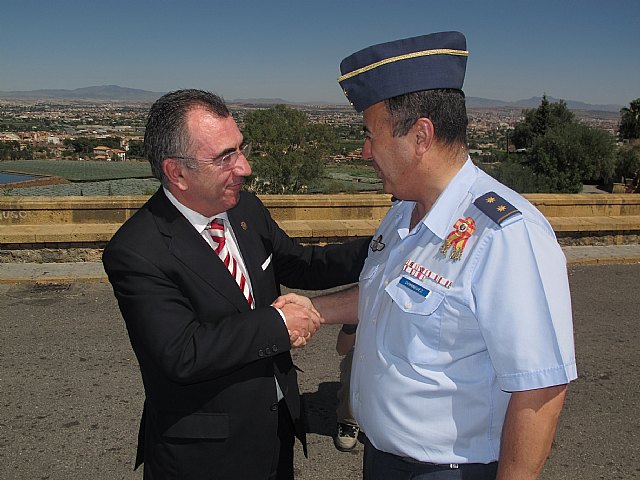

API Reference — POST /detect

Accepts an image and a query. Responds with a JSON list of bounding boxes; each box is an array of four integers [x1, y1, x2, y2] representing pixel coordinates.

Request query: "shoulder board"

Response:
[[473, 191, 521, 226]]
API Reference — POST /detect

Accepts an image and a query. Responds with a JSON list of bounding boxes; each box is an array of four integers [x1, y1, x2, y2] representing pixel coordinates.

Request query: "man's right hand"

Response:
[[280, 301, 321, 346]]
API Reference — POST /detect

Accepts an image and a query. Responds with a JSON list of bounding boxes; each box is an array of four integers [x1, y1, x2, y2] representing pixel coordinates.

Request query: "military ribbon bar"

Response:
[[402, 260, 452, 288]]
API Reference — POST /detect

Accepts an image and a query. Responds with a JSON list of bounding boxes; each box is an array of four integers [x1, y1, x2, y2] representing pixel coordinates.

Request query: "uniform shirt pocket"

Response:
[[359, 262, 379, 283], [383, 276, 446, 364], [358, 262, 381, 320]]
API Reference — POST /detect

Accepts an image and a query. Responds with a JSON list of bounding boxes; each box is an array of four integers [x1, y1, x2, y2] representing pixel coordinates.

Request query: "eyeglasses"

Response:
[[173, 143, 251, 170]]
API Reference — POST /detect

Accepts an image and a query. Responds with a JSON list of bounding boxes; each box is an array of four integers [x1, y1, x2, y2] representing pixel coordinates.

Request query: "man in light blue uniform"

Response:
[[307, 32, 577, 479]]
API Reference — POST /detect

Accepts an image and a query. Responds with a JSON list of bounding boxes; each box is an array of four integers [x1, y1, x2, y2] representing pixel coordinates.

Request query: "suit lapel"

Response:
[[149, 190, 251, 312]]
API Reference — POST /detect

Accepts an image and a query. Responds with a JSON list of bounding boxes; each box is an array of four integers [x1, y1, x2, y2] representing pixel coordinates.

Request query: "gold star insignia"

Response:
[[474, 191, 521, 226]]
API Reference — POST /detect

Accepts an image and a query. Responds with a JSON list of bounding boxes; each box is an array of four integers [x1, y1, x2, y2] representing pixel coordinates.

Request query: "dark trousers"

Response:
[[363, 437, 498, 480], [268, 400, 296, 480]]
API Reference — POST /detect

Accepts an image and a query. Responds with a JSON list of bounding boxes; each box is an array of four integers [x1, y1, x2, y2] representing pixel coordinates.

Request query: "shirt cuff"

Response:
[[498, 362, 578, 392], [273, 306, 287, 327]]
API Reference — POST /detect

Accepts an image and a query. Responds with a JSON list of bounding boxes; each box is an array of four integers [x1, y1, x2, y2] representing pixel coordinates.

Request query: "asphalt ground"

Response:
[[1, 263, 639, 479]]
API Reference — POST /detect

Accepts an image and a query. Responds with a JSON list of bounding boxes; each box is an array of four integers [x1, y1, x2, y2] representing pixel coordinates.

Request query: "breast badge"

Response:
[[370, 235, 385, 252], [439, 217, 476, 261]]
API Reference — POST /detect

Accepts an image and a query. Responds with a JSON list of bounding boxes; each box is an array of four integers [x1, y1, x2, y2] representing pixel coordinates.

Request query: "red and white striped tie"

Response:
[[207, 219, 254, 308]]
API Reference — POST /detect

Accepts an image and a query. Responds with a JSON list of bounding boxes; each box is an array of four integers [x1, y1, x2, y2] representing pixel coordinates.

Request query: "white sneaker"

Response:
[[334, 423, 359, 452]]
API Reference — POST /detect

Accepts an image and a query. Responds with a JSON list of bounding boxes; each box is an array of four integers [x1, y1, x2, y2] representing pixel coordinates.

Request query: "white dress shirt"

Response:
[[163, 187, 285, 400]]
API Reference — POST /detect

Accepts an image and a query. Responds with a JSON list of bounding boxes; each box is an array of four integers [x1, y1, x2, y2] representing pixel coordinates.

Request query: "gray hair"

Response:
[[384, 89, 468, 148], [144, 89, 230, 186]]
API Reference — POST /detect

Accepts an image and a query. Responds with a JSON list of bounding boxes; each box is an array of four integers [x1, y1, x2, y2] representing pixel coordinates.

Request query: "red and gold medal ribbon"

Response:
[[439, 217, 476, 261]]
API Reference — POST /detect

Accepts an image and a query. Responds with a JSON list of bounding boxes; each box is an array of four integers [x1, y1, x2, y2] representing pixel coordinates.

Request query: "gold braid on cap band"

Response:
[[338, 48, 468, 82]]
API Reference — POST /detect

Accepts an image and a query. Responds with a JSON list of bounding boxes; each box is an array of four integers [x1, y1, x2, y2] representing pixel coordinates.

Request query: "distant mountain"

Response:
[[0, 85, 164, 102], [467, 96, 623, 113], [465, 97, 512, 108], [230, 98, 340, 106], [230, 97, 295, 105], [0, 86, 624, 112]]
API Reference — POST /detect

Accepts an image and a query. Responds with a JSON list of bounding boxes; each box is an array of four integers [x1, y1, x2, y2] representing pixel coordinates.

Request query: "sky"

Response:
[[1, 0, 638, 107]]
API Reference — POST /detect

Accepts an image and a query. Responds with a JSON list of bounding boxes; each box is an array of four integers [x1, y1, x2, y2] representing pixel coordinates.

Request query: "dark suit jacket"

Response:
[[102, 189, 369, 480]]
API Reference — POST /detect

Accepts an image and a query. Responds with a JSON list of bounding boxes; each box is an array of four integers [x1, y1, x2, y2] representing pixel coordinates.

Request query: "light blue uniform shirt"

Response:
[[352, 158, 577, 464]]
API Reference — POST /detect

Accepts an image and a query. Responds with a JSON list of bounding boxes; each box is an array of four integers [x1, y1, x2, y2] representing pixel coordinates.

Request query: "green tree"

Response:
[[0, 141, 23, 160], [32, 145, 50, 160], [616, 143, 640, 180], [63, 138, 95, 155], [243, 105, 335, 193], [618, 98, 640, 141], [127, 140, 145, 159], [526, 122, 616, 192], [63, 136, 123, 156], [101, 136, 123, 149], [479, 160, 552, 194], [511, 96, 617, 192], [512, 95, 575, 150]]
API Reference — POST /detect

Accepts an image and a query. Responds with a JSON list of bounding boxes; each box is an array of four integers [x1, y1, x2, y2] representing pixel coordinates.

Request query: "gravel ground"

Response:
[[1, 264, 638, 479]]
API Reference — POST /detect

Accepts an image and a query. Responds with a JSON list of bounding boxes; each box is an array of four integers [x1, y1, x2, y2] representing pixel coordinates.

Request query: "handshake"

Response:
[[272, 293, 322, 348]]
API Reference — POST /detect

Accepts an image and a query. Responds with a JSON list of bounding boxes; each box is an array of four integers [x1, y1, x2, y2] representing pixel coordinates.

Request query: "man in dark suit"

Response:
[[102, 89, 369, 480]]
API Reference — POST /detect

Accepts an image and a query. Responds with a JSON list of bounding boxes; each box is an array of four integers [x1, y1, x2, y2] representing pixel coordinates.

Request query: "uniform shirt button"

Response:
[[405, 301, 412, 309], [384, 280, 389, 287]]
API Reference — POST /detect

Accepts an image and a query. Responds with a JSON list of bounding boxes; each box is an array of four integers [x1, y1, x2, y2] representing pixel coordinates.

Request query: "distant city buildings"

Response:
[[0, 99, 622, 162], [93, 145, 126, 161]]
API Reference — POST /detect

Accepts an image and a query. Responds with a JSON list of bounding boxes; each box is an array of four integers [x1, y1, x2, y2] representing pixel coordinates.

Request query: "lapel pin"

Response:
[[240, 221, 248, 231]]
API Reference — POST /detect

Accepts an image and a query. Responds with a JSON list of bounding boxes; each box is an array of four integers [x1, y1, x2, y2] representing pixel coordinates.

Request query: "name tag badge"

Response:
[[398, 276, 431, 298]]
